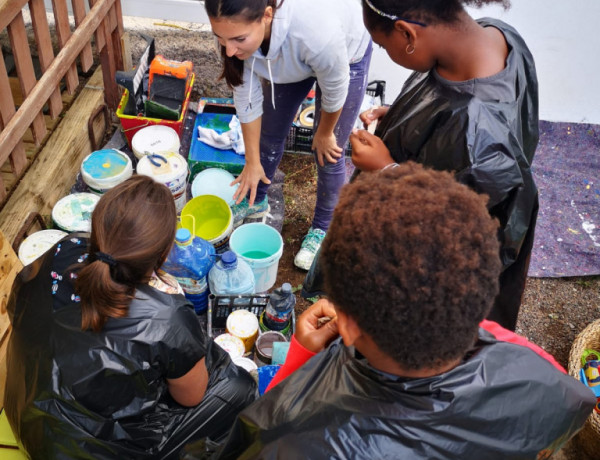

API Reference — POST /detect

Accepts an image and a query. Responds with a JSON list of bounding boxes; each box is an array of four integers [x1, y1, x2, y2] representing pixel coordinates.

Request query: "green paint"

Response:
[[243, 250, 271, 259]]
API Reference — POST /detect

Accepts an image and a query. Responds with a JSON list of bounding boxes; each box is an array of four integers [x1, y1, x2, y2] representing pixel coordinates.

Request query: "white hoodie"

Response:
[[233, 0, 371, 123]]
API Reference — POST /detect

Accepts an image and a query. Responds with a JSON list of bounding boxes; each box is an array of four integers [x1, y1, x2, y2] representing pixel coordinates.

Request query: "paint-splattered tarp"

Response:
[[528, 121, 600, 277]]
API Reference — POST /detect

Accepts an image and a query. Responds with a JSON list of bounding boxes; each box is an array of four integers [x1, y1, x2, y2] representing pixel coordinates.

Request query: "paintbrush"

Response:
[[317, 316, 333, 329]]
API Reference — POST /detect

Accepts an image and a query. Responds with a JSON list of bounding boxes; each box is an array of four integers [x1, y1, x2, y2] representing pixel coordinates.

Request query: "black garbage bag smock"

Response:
[[4, 235, 257, 459], [304, 19, 539, 330], [216, 334, 595, 459]]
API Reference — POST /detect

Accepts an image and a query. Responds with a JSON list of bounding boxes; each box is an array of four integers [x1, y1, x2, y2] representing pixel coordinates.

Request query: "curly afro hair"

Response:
[[321, 162, 501, 370]]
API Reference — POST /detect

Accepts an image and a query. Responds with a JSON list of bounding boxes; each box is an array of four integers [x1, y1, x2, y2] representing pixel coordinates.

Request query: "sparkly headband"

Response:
[[363, 0, 427, 27], [96, 251, 117, 267]]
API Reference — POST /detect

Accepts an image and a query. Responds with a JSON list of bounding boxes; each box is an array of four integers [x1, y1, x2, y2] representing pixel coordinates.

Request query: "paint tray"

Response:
[[187, 111, 245, 179]]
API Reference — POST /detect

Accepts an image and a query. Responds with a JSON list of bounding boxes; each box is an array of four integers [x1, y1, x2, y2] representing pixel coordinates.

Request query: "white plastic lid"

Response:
[[214, 333, 245, 360], [81, 149, 133, 192], [191, 168, 239, 205], [131, 125, 180, 160], [18, 229, 67, 266], [52, 193, 100, 232], [226, 310, 259, 339], [136, 152, 188, 182], [233, 357, 258, 372]]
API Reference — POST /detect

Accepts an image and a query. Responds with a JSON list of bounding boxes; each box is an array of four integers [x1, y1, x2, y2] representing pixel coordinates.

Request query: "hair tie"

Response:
[[96, 251, 117, 267]]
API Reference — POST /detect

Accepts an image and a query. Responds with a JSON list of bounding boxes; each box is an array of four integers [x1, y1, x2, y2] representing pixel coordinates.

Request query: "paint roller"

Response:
[[145, 56, 194, 120], [115, 34, 155, 115]]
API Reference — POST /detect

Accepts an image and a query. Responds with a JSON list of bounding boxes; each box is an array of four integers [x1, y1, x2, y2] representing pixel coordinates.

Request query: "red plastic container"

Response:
[[116, 73, 195, 147]]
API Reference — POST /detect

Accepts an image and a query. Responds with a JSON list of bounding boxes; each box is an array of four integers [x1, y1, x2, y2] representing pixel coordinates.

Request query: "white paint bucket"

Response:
[[136, 152, 189, 212], [52, 193, 100, 233], [18, 229, 67, 265], [81, 149, 133, 195], [229, 223, 283, 293], [131, 125, 180, 160]]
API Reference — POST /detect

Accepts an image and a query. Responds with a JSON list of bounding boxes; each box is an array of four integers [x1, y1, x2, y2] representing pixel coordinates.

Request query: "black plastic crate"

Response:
[[207, 294, 295, 339], [284, 80, 386, 154]]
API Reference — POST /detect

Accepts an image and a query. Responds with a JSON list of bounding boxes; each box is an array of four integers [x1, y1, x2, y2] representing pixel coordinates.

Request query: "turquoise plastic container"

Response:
[[229, 223, 283, 293]]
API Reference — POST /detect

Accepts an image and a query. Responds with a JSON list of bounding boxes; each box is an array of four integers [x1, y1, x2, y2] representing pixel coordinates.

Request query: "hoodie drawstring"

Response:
[[248, 57, 256, 111], [247, 57, 276, 112], [267, 60, 276, 110]]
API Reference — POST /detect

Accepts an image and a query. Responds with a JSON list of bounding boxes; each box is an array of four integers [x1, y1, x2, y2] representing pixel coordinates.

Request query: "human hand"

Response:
[[349, 129, 394, 172], [359, 106, 389, 130], [231, 162, 271, 205], [295, 299, 339, 354], [312, 131, 343, 167]]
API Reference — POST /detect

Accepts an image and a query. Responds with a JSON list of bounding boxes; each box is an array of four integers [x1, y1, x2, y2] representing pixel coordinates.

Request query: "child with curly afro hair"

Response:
[[321, 161, 501, 370], [216, 163, 594, 459]]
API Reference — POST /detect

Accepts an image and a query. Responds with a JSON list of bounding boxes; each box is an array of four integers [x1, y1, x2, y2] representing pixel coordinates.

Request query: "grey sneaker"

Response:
[[294, 228, 326, 270], [231, 196, 270, 228]]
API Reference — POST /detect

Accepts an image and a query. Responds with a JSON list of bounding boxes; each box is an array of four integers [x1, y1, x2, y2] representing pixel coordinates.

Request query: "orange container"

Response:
[[149, 55, 193, 91], [116, 73, 195, 147]]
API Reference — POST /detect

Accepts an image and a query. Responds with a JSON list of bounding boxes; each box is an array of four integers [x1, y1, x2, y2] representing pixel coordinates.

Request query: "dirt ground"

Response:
[[128, 27, 600, 459]]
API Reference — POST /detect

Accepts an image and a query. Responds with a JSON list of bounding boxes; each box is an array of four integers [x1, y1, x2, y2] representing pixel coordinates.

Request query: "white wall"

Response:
[[64, 0, 600, 124], [369, 0, 600, 124]]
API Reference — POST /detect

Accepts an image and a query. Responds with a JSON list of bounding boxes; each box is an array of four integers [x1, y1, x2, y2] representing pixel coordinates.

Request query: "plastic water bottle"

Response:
[[261, 283, 295, 333], [160, 228, 215, 314], [208, 251, 255, 296]]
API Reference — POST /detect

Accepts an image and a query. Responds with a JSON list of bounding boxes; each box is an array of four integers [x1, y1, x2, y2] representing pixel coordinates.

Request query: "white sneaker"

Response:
[[294, 228, 326, 270]]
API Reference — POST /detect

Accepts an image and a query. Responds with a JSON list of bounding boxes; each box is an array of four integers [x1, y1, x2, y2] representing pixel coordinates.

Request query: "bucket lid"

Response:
[[233, 357, 258, 372], [227, 310, 259, 338], [52, 193, 100, 232], [131, 125, 180, 159], [136, 152, 188, 181], [214, 333, 245, 360], [81, 149, 133, 191], [191, 168, 239, 205], [18, 229, 68, 266]]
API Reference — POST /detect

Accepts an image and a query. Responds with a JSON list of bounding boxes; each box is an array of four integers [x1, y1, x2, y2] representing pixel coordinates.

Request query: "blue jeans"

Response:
[[256, 42, 372, 231]]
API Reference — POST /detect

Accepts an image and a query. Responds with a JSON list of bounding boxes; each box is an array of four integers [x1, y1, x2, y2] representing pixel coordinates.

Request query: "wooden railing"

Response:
[[0, 0, 124, 203]]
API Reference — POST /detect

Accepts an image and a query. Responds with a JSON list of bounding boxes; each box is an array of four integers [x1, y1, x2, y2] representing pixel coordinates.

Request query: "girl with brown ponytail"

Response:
[[5, 176, 256, 459]]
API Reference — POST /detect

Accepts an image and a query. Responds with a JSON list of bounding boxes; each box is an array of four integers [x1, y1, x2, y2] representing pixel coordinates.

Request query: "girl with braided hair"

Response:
[[345, 0, 539, 331]]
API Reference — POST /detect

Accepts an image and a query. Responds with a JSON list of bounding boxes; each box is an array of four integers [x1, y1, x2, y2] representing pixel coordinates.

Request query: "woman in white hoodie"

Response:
[[205, 0, 372, 270]]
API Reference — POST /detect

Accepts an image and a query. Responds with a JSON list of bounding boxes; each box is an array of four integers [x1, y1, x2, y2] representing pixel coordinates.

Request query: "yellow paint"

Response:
[[102, 162, 110, 168]]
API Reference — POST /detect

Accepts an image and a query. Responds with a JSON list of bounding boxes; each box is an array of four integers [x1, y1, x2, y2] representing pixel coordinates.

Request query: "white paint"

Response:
[[369, 0, 600, 124], [570, 200, 600, 247]]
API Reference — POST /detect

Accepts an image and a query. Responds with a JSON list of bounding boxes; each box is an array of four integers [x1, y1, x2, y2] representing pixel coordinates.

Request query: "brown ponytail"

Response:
[[205, 0, 283, 87], [75, 175, 177, 332]]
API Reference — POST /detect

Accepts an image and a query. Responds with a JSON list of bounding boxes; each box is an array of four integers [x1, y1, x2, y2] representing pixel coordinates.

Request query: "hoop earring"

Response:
[[406, 43, 415, 55]]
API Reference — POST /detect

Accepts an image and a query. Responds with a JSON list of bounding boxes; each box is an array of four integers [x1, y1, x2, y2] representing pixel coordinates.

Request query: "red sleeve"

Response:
[[265, 335, 316, 392], [480, 319, 566, 373]]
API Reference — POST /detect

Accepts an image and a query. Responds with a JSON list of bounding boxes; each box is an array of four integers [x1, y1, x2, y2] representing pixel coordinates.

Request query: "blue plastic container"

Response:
[[161, 228, 215, 314], [208, 251, 255, 296]]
